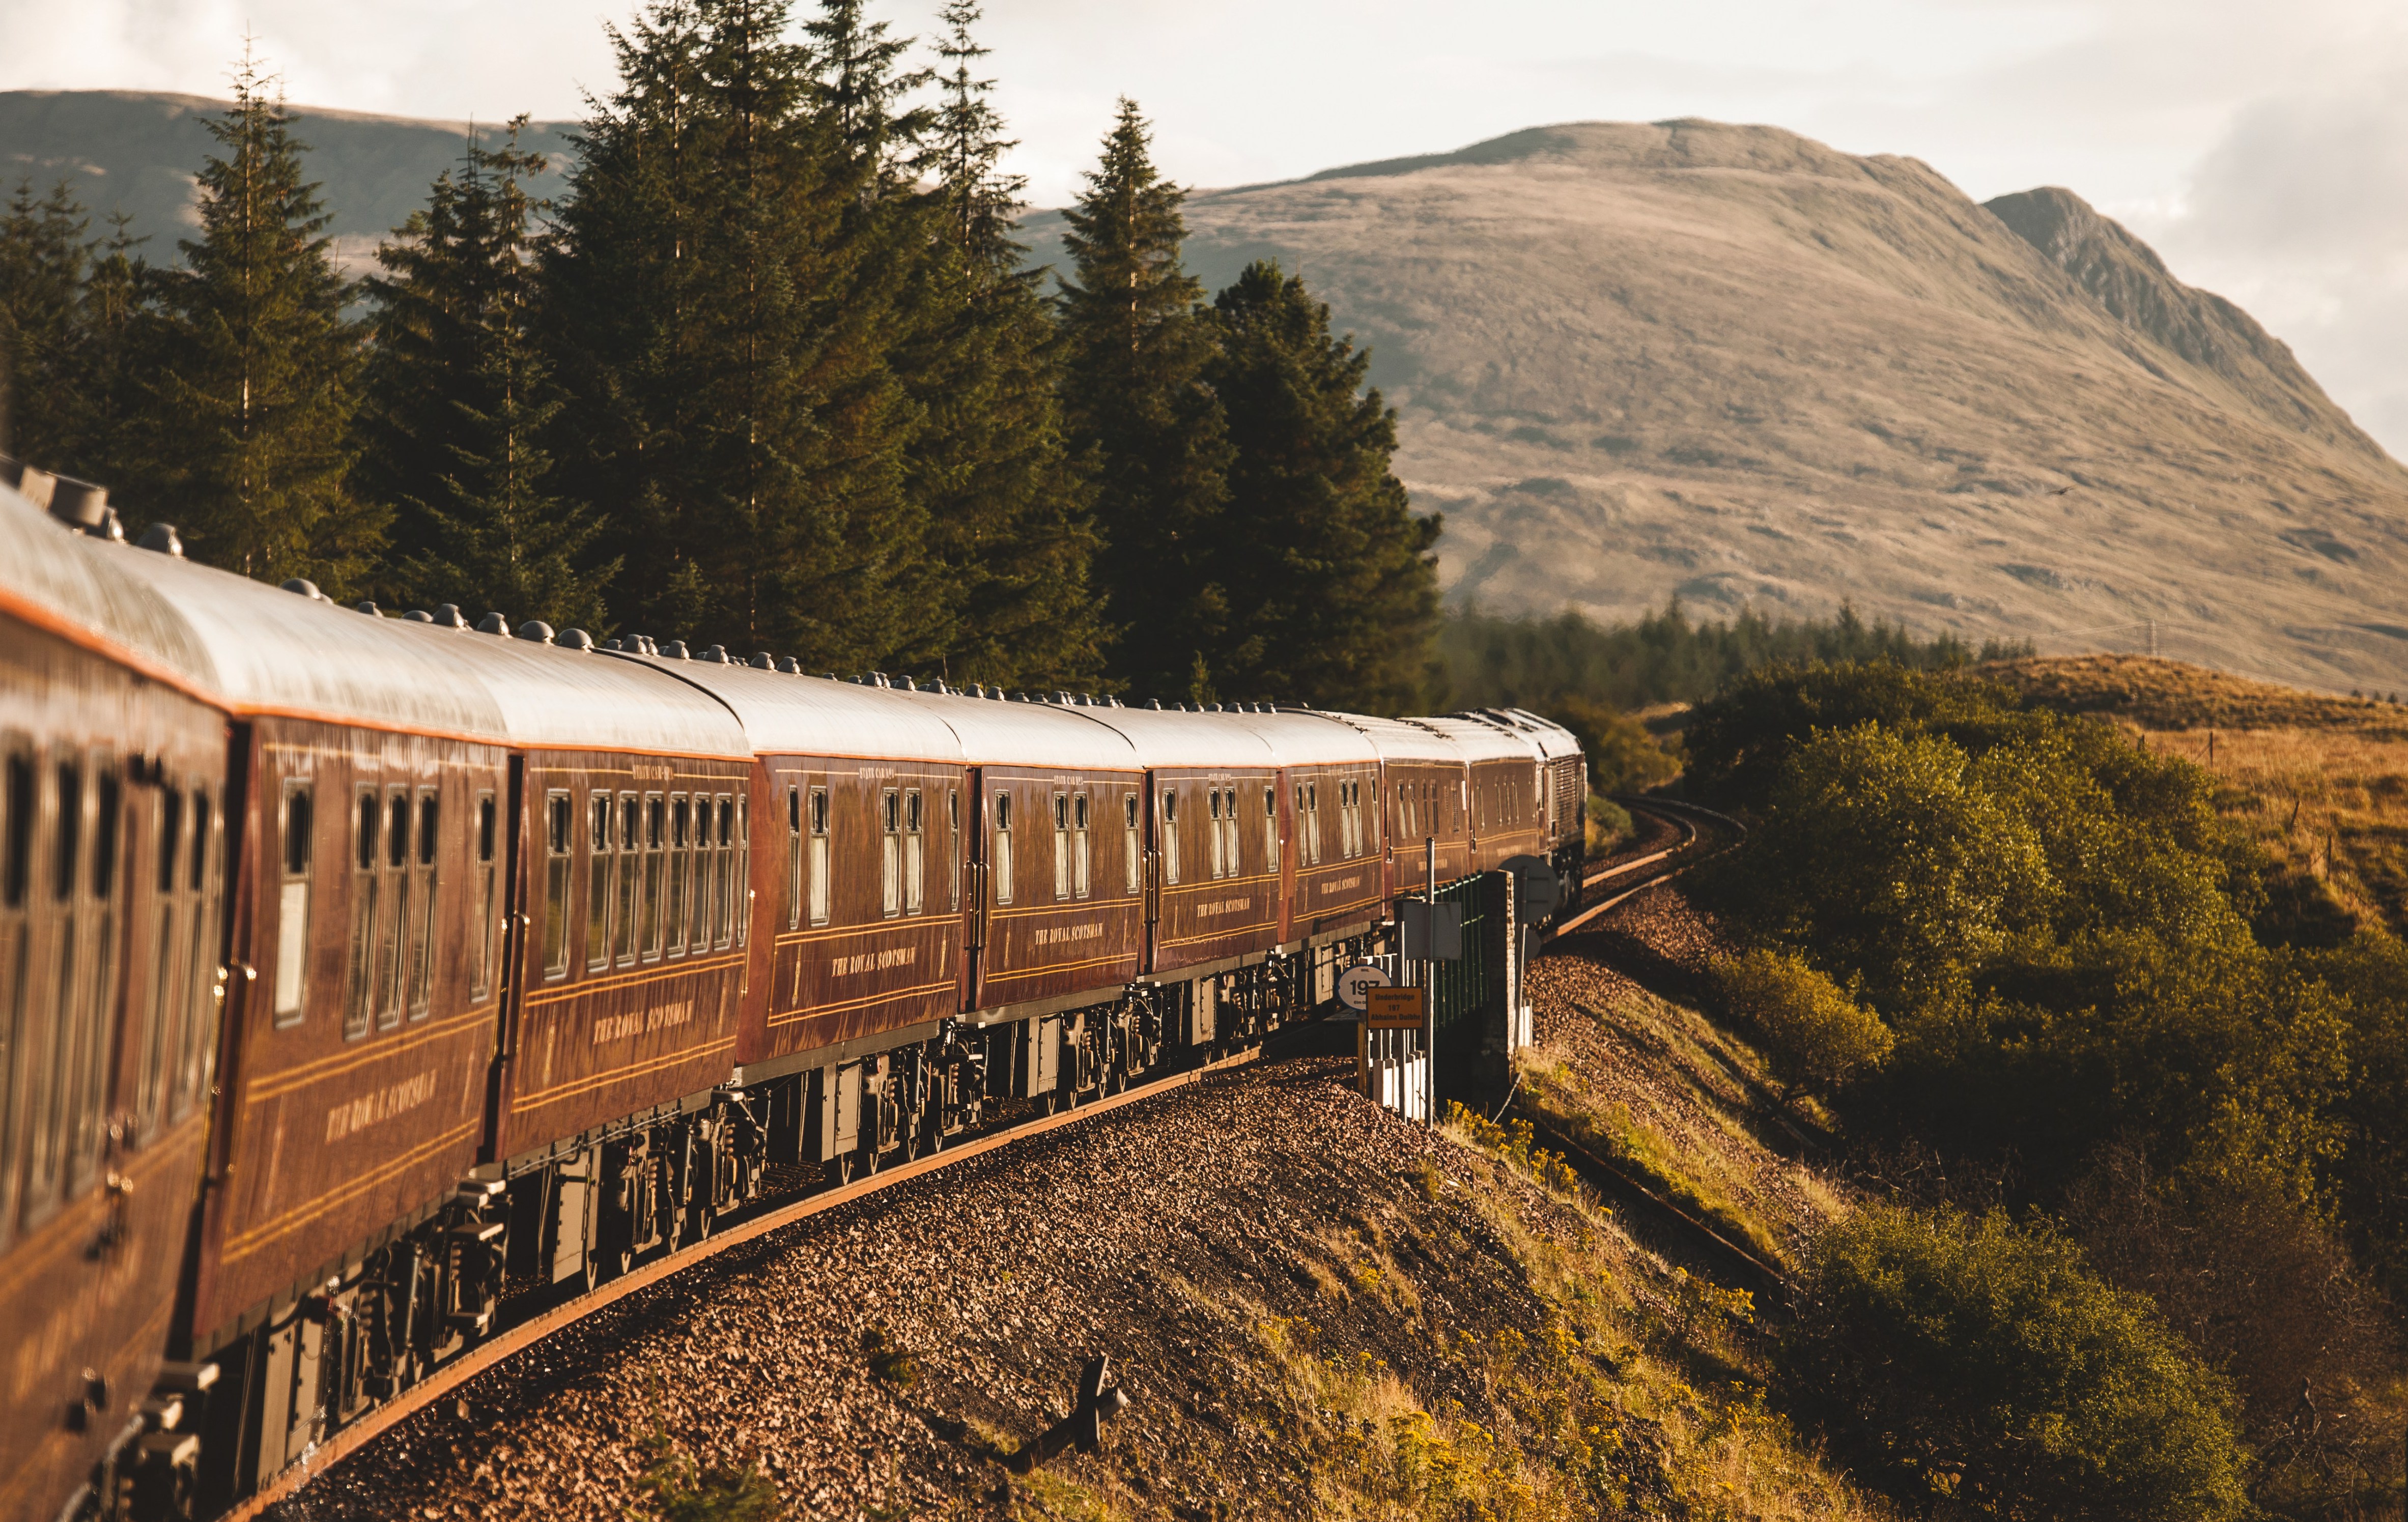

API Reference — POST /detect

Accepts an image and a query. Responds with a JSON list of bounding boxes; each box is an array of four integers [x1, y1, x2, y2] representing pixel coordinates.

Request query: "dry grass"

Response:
[[1993, 655, 2408, 934]]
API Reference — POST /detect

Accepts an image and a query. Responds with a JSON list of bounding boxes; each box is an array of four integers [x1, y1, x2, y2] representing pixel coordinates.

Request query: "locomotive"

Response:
[[0, 460, 1586, 1522]]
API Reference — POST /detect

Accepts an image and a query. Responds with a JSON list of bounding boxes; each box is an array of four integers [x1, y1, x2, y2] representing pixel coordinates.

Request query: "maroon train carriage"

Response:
[[80, 537, 760, 1510], [1, 457, 1589, 1522], [0, 481, 232, 1522], [1467, 708, 1589, 908], [1408, 714, 1549, 875]]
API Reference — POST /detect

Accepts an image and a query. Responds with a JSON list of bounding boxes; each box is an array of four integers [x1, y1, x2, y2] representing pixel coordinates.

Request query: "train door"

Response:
[[964, 766, 988, 1011]]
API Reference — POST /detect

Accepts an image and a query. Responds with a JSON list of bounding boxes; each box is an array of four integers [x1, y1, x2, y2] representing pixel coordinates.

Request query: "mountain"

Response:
[[1028, 120, 2408, 692], [0, 90, 572, 267], [11, 94, 2408, 689]]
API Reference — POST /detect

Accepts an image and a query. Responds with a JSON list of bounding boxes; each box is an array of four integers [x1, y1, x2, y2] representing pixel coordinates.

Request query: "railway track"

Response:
[[224, 1045, 1265, 1520], [1559, 796, 1743, 933]]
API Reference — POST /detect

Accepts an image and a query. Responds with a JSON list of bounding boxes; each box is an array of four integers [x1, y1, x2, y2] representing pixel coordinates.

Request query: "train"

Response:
[[0, 457, 1587, 1522]]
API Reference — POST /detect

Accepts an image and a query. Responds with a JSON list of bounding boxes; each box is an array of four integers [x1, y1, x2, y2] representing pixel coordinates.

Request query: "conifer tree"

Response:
[[897, 1, 1103, 687], [0, 181, 92, 465], [361, 120, 614, 630], [546, 0, 934, 667], [1056, 98, 1232, 702], [150, 57, 379, 591], [72, 214, 156, 485], [1206, 260, 1439, 712]]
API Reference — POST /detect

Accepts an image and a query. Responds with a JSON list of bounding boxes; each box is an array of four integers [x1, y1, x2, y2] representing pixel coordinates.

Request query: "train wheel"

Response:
[[825, 1152, 857, 1188]]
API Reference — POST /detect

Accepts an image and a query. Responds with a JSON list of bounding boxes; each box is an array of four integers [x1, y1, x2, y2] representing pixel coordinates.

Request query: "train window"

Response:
[[1206, 789, 1224, 881], [31, 760, 80, 1210], [274, 783, 313, 1021], [882, 788, 902, 918], [1263, 785, 1279, 874], [343, 787, 380, 1040], [0, 750, 27, 1236], [138, 787, 185, 1138], [172, 788, 219, 1122], [640, 804, 669, 958], [407, 790, 438, 1018], [472, 792, 497, 1000], [1305, 781, 1321, 867], [807, 788, 830, 927], [1071, 793, 1089, 900], [948, 787, 961, 913], [687, 794, 712, 952], [991, 792, 1013, 907], [1159, 789, 1179, 886], [905, 789, 924, 916], [378, 789, 408, 1031], [541, 792, 572, 979], [1123, 792, 1140, 896], [667, 795, 691, 954], [785, 787, 803, 932], [717, 796, 739, 950], [585, 791, 612, 973], [615, 793, 641, 966], [1058, 791, 1076, 900], [66, 759, 118, 1195]]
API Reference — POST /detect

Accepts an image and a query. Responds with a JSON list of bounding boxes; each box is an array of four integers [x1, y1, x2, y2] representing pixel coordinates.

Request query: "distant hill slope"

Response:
[[0, 90, 571, 262], [1028, 120, 2408, 692]]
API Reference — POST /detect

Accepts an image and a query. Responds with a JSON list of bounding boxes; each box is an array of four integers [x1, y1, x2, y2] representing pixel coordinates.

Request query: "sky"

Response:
[[5, 0, 2404, 455]]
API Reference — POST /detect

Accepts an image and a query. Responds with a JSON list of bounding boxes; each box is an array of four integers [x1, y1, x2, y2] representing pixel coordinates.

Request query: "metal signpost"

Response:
[[1424, 837, 1436, 1129]]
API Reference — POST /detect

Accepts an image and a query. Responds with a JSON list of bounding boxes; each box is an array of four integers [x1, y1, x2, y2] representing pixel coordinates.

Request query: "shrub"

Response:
[[1736, 723, 2052, 1009], [1712, 948, 1892, 1098], [1584, 793, 1631, 856], [1780, 1204, 2249, 1522], [1553, 697, 1682, 795]]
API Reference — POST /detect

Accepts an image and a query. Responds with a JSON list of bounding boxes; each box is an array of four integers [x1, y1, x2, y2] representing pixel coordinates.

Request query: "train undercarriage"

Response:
[[183, 934, 1373, 1520]]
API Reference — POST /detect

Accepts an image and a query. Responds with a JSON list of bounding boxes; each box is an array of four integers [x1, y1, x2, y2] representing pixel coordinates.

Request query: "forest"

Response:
[[0, 0, 1438, 713]]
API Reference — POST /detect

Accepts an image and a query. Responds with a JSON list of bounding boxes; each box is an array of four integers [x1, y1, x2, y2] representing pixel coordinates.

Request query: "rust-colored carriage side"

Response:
[[758, 755, 968, 1058], [1281, 761, 1387, 938], [1147, 764, 1284, 975], [189, 717, 505, 1347], [973, 765, 1146, 1013], [490, 749, 754, 1162], [0, 494, 232, 1522]]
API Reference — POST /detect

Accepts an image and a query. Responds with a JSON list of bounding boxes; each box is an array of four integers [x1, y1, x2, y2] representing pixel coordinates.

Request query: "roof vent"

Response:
[[661, 640, 689, 659], [403, 610, 434, 623], [930, 679, 950, 694], [870, 672, 890, 688], [517, 620, 556, 644], [776, 656, 802, 674], [432, 604, 468, 629], [46, 475, 111, 535], [559, 628, 595, 650], [281, 578, 324, 601], [476, 612, 511, 635], [898, 675, 918, 691], [749, 651, 774, 670], [136, 523, 184, 557], [1146, 699, 1163, 710], [354, 601, 384, 617], [1, 453, 54, 507], [697, 644, 731, 664]]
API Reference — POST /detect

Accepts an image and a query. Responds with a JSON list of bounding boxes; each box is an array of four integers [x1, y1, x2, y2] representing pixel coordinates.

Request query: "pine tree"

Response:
[[150, 56, 379, 591], [897, 1, 1103, 688], [72, 214, 157, 487], [545, 0, 935, 667], [361, 120, 614, 631], [0, 180, 92, 465], [1205, 260, 1440, 713], [1056, 98, 1232, 702]]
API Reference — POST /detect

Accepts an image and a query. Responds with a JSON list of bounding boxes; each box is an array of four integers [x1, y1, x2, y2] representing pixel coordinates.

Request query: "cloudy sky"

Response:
[[6, 0, 2404, 455]]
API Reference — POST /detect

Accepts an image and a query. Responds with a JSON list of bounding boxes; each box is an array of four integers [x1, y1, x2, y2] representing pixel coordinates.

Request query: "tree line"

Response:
[[0, 0, 1439, 712]]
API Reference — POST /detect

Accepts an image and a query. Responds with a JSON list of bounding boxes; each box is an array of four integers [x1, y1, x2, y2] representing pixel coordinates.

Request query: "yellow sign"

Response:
[[1366, 986, 1426, 1029]]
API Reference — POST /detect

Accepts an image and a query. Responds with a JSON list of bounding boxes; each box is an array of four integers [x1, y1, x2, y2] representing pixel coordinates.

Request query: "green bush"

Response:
[[1781, 1204, 2249, 1522], [1551, 697, 1681, 795], [1583, 793, 1631, 856], [1712, 948, 1892, 1098], [1734, 722, 2051, 1010]]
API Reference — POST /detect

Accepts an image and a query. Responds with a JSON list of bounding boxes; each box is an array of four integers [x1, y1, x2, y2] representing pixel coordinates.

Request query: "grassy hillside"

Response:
[[1991, 653, 2408, 939]]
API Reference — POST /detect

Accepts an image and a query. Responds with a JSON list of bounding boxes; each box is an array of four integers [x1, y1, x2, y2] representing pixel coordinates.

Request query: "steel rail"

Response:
[[1556, 797, 1741, 936], [222, 1045, 1265, 1520]]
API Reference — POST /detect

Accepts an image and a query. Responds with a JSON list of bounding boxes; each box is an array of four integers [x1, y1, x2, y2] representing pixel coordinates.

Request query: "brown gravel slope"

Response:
[[275, 1056, 1579, 1522]]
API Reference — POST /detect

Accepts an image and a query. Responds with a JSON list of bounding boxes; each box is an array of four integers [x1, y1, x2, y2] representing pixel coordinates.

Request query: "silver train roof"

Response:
[[1313, 711, 1465, 766], [1414, 713, 1546, 766]]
